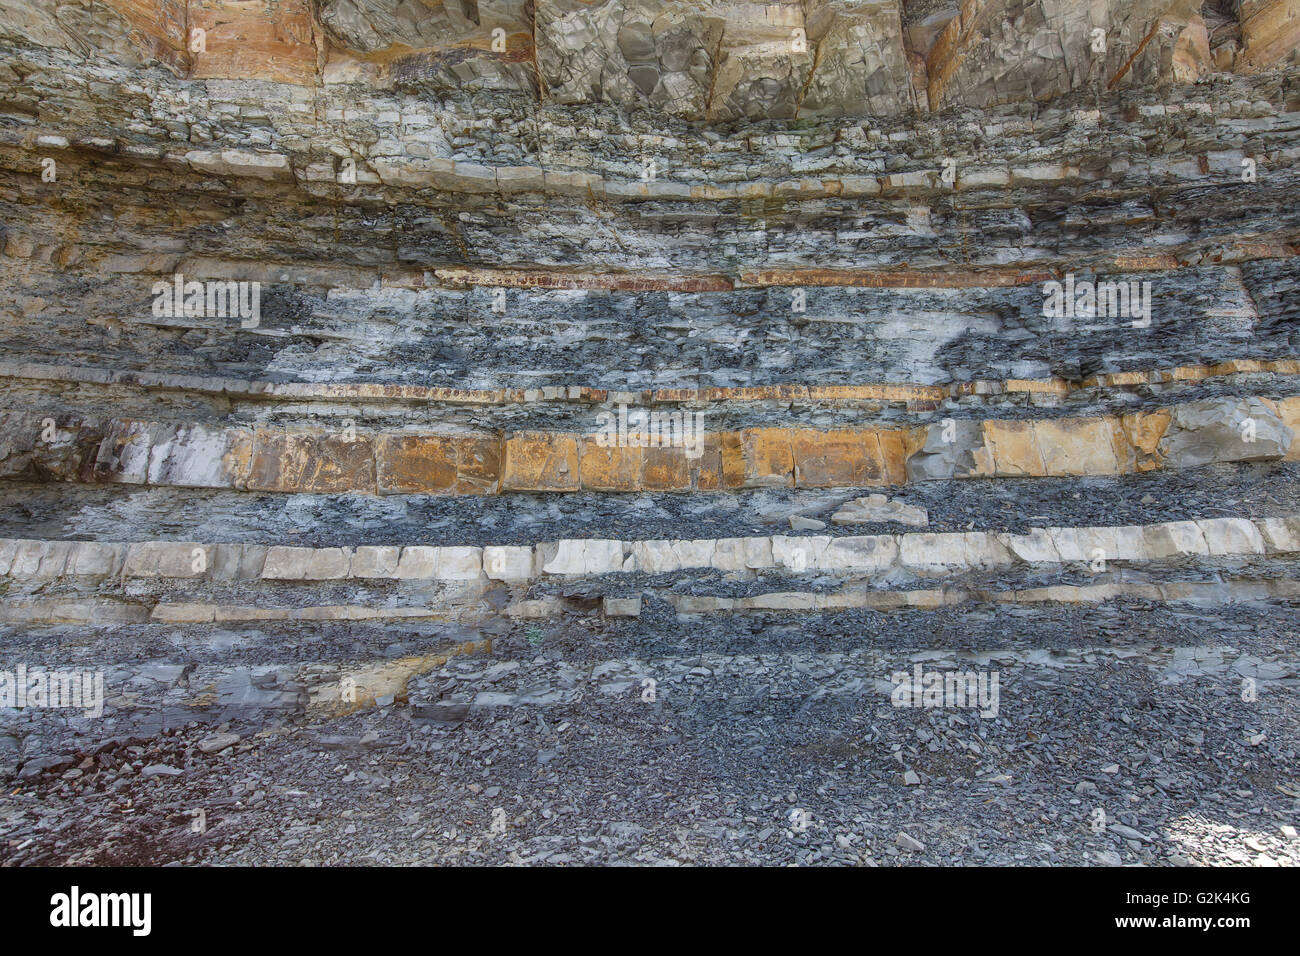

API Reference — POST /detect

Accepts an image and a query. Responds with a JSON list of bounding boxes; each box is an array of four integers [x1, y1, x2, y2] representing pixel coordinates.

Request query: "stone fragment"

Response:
[[151, 603, 216, 623], [6, 541, 53, 578], [1110, 525, 1148, 561], [1142, 521, 1210, 558], [304, 547, 352, 580], [147, 423, 253, 488], [1256, 517, 1300, 553], [772, 535, 830, 571], [963, 532, 1014, 568], [742, 592, 818, 611], [982, 420, 1045, 477], [1120, 410, 1172, 471], [603, 597, 642, 617], [744, 537, 775, 569], [831, 494, 928, 527], [895, 831, 925, 852], [999, 529, 1059, 563], [66, 542, 120, 577], [631, 540, 680, 574], [672, 539, 715, 570], [1045, 528, 1090, 563], [906, 419, 984, 480], [710, 538, 749, 571], [790, 515, 827, 531], [93, 420, 169, 484], [509, 598, 561, 619], [197, 733, 240, 755], [141, 764, 182, 777], [1033, 418, 1123, 476]]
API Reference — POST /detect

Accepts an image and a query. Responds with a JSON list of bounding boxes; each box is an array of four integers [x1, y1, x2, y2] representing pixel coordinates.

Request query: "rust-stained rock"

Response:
[[1120, 409, 1172, 471], [1033, 418, 1124, 477], [1237, 0, 1300, 71], [1266, 396, 1300, 459], [502, 431, 581, 491], [1172, 14, 1213, 81], [103, 0, 189, 69], [579, 437, 644, 491], [981, 419, 1044, 477], [639, 443, 692, 491], [688, 435, 728, 491], [790, 428, 888, 488], [375, 434, 500, 494], [727, 427, 794, 488], [374, 434, 458, 493], [4, 398, 1299, 497], [311, 640, 490, 716], [188, 0, 318, 85], [435, 266, 733, 292], [927, 0, 1207, 111], [247, 427, 377, 493], [738, 267, 1054, 288], [882, 426, 928, 486]]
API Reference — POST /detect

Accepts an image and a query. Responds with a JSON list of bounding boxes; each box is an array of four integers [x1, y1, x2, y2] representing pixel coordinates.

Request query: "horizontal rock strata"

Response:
[[4, 513, 1297, 585], [2, 395, 1296, 492], [3, 1, 1300, 869]]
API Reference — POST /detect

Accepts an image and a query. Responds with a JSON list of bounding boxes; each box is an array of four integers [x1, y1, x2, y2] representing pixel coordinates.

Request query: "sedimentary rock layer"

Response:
[[3, 395, 1296, 492], [4, 512, 1297, 585]]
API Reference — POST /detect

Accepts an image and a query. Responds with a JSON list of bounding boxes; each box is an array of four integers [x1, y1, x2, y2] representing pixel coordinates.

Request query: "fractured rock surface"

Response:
[[1, 0, 1300, 868]]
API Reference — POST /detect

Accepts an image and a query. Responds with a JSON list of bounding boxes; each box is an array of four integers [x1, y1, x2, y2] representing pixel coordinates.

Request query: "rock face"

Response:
[[925, 0, 1212, 110], [7, 1, 1298, 103], [1, 1, 1300, 868], [537, 0, 917, 119]]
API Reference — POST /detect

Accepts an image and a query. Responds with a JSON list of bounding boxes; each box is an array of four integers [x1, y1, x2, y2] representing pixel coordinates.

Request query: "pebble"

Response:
[[141, 764, 182, 777], [198, 733, 241, 754], [895, 832, 925, 852]]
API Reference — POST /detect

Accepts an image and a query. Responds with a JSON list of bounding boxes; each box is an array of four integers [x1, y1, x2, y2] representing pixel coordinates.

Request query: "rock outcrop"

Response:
[[2, 0, 1300, 868]]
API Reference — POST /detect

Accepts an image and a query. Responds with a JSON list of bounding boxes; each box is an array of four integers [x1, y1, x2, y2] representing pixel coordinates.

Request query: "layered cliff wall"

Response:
[[2, 1, 1300, 866]]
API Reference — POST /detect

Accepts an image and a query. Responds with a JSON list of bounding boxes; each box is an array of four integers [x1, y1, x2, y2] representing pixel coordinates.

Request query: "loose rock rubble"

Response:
[[3, 604, 1298, 866]]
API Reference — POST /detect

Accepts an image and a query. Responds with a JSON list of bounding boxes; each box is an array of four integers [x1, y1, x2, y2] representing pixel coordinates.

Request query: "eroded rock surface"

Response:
[[2, 0, 1300, 869]]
